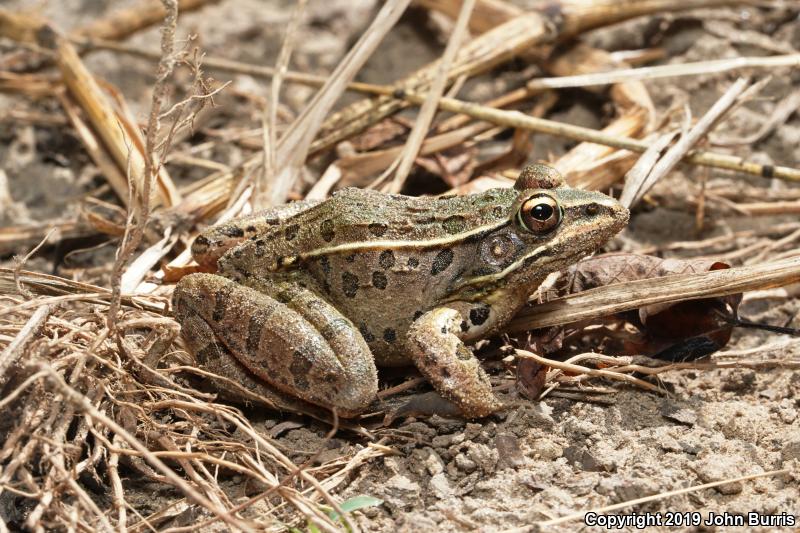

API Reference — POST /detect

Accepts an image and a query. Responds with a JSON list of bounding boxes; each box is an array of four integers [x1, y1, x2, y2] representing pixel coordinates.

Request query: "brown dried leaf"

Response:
[[546, 253, 743, 359], [515, 358, 548, 400], [415, 145, 477, 188]]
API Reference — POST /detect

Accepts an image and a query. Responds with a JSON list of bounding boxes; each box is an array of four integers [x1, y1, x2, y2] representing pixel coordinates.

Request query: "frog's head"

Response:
[[457, 164, 628, 297]]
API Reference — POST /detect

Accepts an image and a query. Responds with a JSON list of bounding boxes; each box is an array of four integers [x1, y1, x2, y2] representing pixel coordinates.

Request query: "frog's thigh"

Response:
[[174, 273, 377, 415], [407, 307, 502, 418], [176, 305, 324, 415]]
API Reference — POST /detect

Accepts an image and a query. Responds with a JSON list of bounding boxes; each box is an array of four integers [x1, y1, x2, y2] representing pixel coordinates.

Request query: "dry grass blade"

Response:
[[386, 0, 476, 193], [0, 305, 51, 386], [396, 90, 800, 182], [516, 350, 661, 392], [264, 0, 412, 207], [712, 87, 800, 146], [526, 53, 800, 90], [256, 0, 307, 209], [0, 9, 182, 208], [73, 0, 220, 41], [0, 268, 167, 313], [508, 256, 800, 331], [313, 0, 756, 153], [107, 0, 179, 331], [621, 78, 751, 207]]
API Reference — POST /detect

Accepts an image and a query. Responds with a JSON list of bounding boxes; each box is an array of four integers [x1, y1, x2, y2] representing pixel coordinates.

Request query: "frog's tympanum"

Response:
[[173, 164, 628, 418]]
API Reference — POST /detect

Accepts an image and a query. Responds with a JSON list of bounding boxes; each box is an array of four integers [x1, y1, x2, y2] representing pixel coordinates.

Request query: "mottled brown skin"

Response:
[[173, 165, 629, 418]]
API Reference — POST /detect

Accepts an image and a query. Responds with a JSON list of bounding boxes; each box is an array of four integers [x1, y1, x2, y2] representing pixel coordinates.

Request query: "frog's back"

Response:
[[259, 187, 517, 258]]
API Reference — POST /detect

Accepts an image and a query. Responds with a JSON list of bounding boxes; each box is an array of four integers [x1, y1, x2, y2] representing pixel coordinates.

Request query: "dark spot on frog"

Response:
[[474, 192, 498, 206], [440, 326, 448, 334], [194, 235, 210, 247], [372, 271, 388, 290], [212, 285, 234, 323], [345, 253, 356, 262], [470, 305, 491, 326], [290, 350, 313, 391], [379, 250, 395, 269], [284, 224, 299, 240], [320, 219, 335, 242], [441, 367, 451, 378], [358, 323, 375, 343], [443, 215, 467, 234], [220, 226, 244, 238], [232, 248, 244, 258], [246, 313, 267, 353], [342, 272, 359, 298], [245, 225, 257, 233], [369, 223, 388, 237], [383, 328, 397, 343], [460, 320, 469, 332], [318, 256, 331, 275], [431, 249, 454, 275], [407, 257, 419, 268]]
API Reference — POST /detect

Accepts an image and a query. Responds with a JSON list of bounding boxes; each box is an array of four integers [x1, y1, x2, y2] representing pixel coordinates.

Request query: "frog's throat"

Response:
[[292, 219, 512, 261]]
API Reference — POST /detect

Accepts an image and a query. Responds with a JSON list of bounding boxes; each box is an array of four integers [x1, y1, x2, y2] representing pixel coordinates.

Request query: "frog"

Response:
[[172, 164, 628, 418]]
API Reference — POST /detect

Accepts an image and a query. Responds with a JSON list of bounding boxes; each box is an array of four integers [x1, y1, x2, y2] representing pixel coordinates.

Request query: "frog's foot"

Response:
[[407, 307, 502, 418], [173, 273, 377, 417]]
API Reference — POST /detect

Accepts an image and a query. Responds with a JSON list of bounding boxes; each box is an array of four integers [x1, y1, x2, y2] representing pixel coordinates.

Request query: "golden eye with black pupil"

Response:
[[517, 195, 561, 234]]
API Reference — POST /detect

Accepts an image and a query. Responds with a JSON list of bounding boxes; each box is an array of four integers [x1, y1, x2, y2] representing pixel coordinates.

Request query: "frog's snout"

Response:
[[607, 200, 630, 233], [577, 194, 629, 234]]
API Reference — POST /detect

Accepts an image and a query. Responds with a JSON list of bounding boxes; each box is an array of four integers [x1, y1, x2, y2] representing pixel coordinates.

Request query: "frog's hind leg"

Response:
[[176, 303, 324, 415], [173, 273, 377, 417]]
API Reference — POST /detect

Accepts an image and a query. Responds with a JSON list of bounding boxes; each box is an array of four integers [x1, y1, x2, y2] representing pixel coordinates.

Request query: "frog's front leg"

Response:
[[407, 307, 502, 418], [173, 273, 378, 416]]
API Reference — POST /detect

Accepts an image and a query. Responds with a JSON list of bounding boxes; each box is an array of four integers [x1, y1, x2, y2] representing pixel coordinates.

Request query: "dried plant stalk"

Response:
[[314, 0, 755, 153], [73, 0, 220, 41], [0, 9, 181, 208], [508, 256, 800, 331]]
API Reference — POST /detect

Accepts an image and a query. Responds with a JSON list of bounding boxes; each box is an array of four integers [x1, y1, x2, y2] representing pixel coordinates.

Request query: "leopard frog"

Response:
[[173, 164, 628, 418]]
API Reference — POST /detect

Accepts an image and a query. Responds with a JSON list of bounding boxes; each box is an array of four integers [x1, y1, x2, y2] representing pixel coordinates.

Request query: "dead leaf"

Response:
[[533, 253, 743, 360]]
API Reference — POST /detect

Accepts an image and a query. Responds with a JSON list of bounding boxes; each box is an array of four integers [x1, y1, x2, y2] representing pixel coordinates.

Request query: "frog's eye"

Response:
[[517, 195, 561, 234]]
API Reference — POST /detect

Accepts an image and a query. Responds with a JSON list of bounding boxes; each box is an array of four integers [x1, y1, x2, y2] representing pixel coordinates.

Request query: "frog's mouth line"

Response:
[[451, 243, 553, 293], [452, 219, 621, 294]]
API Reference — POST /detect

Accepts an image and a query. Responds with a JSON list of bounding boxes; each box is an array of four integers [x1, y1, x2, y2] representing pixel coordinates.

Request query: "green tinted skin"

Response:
[[173, 165, 628, 418]]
